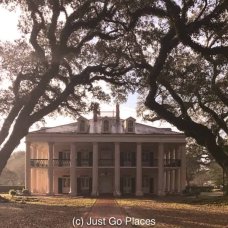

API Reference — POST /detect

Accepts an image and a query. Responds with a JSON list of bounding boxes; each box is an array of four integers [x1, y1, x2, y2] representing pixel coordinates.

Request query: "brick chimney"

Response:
[[116, 103, 120, 122], [93, 103, 100, 122]]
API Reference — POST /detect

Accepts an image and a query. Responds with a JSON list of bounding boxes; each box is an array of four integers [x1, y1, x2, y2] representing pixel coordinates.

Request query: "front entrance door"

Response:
[[99, 175, 113, 194]]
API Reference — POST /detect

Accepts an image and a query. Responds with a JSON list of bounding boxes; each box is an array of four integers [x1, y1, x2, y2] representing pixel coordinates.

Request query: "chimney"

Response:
[[116, 103, 120, 122], [93, 103, 99, 122]]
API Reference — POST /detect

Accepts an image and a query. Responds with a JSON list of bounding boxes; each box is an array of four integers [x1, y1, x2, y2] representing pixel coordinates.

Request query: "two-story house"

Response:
[[25, 104, 186, 196]]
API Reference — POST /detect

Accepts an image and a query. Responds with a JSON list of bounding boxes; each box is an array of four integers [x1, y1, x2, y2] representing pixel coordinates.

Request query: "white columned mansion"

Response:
[[25, 105, 186, 196]]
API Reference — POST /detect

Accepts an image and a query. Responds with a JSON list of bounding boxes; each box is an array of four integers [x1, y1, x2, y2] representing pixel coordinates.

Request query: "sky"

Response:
[[0, 7, 174, 151]]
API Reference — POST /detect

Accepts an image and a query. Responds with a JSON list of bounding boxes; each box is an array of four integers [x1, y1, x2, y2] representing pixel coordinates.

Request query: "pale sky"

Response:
[[0, 7, 175, 151]]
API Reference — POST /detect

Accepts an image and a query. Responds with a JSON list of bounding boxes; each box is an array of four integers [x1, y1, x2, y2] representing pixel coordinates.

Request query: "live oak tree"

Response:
[[0, 0, 137, 175], [114, 0, 228, 191]]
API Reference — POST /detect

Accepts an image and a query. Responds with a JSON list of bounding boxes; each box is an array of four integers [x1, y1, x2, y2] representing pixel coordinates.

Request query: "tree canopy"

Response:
[[0, 0, 227, 185]]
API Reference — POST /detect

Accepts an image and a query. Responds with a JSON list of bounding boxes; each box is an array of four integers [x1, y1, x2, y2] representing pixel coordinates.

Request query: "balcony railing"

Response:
[[164, 159, 181, 167], [53, 159, 70, 167], [30, 159, 48, 168], [77, 159, 92, 167], [99, 159, 114, 166], [120, 160, 136, 167], [142, 159, 158, 167]]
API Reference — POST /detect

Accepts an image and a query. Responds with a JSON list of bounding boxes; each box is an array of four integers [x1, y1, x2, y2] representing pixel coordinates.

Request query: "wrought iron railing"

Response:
[[99, 159, 114, 166], [77, 159, 92, 167], [164, 159, 181, 167], [120, 160, 136, 167], [30, 159, 48, 168], [142, 159, 158, 167], [53, 159, 70, 167]]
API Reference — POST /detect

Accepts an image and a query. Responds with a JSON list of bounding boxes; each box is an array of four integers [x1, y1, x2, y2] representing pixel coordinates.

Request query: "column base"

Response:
[[113, 190, 121, 197], [69, 192, 77, 197], [135, 191, 143, 197], [91, 191, 99, 197], [157, 190, 165, 196], [46, 192, 54, 196]]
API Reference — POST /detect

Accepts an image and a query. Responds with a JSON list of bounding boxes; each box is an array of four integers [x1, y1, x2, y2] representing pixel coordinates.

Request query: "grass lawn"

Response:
[[0, 194, 95, 228], [117, 195, 228, 227]]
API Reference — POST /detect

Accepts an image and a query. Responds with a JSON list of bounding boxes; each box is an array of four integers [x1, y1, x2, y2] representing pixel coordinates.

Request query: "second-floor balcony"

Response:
[[142, 159, 158, 167], [53, 159, 70, 167], [77, 159, 92, 167], [99, 158, 114, 166], [30, 158, 182, 168], [30, 159, 48, 168]]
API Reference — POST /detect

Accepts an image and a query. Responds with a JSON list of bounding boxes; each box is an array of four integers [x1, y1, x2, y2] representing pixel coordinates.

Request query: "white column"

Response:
[[70, 143, 76, 196], [180, 144, 186, 191], [114, 142, 121, 196], [175, 169, 181, 193], [47, 142, 54, 195], [171, 149, 175, 192], [92, 142, 99, 196], [25, 141, 31, 191], [167, 170, 171, 192], [136, 143, 143, 196], [31, 145, 37, 193], [158, 143, 165, 195], [164, 170, 167, 193], [35, 146, 39, 193], [176, 147, 181, 193]]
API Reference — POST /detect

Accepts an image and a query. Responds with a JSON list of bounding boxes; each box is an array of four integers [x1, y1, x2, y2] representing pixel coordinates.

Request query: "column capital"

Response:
[[26, 141, 31, 148], [137, 142, 142, 147], [48, 142, 54, 147]]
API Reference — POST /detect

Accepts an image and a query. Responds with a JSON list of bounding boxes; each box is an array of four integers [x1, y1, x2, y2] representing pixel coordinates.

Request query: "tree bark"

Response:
[[0, 117, 30, 176]]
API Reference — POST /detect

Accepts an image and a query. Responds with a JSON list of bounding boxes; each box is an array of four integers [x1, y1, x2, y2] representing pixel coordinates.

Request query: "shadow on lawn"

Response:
[[139, 194, 228, 206], [120, 195, 228, 227], [126, 206, 228, 227], [0, 199, 90, 228]]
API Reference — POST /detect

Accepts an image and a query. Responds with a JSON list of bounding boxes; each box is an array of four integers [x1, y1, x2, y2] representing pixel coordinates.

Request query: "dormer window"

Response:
[[103, 119, 110, 133], [77, 117, 88, 133], [127, 120, 134, 132], [125, 117, 135, 133]]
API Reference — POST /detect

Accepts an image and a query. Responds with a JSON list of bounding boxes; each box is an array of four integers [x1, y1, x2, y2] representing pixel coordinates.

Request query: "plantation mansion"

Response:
[[25, 105, 186, 196]]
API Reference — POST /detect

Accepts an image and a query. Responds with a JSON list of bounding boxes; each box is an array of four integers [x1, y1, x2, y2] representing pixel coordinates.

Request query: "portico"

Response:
[[26, 139, 186, 196]]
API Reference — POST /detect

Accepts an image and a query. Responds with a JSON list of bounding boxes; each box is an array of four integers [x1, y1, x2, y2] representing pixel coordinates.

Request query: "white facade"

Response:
[[25, 107, 186, 196]]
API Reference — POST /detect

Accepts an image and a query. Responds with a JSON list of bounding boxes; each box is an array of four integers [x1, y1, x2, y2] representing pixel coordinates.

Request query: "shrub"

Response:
[[183, 185, 201, 197], [9, 189, 17, 197]]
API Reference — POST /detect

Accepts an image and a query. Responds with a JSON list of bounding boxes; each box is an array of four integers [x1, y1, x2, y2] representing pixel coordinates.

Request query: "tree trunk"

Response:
[[224, 168, 228, 196], [0, 119, 30, 176]]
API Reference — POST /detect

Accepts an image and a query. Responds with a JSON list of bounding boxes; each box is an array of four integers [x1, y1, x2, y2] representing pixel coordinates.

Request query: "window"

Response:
[[62, 151, 70, 160], [81, 176, 89, 190], [79, 120, 86, 132], [123, 151, 133, 166], [142, 176, 149, 188], [142, 151, 150, 162], [127, 120, 134, 132], [103, 119, 109, 132]]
